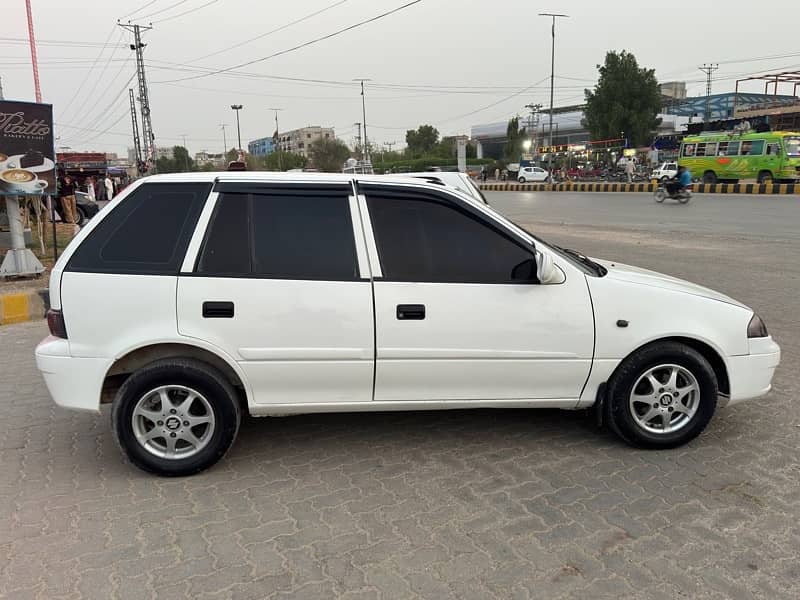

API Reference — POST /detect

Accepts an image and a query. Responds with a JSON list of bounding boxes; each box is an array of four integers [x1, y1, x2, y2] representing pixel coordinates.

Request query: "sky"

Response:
[[2, 0, 800, 157]]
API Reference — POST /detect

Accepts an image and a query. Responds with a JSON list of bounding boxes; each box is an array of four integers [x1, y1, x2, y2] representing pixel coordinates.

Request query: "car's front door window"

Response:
[[366, 193, 537, 284]]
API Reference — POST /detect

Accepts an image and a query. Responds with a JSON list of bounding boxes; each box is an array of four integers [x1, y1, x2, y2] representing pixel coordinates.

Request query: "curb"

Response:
[[478, 182, 800, 194], [0, 289, 50, 326]]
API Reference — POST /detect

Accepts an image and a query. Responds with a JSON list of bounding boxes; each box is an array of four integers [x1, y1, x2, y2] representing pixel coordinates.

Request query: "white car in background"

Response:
[[36, 172, 780, 476], [652, 162, 679, 181], [518, 166, 550, 183], [403, 171, 489, 204]]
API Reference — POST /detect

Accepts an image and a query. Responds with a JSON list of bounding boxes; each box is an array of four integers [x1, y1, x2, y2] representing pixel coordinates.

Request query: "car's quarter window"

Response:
[[66, 182, 211, 275], [197, 185, 359, 280], [366, 191, 536, 284]]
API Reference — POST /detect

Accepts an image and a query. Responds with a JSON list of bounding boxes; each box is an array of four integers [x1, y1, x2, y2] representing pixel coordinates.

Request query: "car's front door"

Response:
[[360, 183, 594, 403], [177, 182, 375, 405]]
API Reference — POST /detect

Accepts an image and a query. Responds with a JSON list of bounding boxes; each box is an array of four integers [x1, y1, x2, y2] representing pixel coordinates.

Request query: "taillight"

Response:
[[46, 309, 68, 339]]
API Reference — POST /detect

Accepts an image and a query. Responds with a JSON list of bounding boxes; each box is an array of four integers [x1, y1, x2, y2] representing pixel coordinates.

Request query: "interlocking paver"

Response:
[[2, 197, 800, 598]]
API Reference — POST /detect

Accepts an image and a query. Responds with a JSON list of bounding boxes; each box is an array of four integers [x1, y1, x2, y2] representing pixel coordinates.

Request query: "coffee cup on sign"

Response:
[[0, 168, 48, 194]]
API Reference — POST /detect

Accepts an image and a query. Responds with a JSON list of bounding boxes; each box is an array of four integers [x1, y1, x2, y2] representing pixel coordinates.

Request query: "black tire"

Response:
[[654, 189, 666, 203], [605, 341, 717, 449], [74, 205, 87, 227], [660, 176, 669, 182], [112, 358, 241, 476], [518, 177, 526, 183], [702, 171, 717, 184], [757, 171, 773, 184]]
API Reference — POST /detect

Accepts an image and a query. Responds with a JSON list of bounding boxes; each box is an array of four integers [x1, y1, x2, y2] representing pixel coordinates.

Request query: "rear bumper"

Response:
[[725, 337, 781, 406], [35, 336, 107, 413]]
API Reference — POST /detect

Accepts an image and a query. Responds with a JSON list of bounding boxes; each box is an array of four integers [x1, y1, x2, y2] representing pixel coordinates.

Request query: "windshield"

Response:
[[785, 137, 800, 157]]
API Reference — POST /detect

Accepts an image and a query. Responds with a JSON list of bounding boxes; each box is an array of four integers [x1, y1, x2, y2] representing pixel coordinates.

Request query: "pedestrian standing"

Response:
[[95, 175, 107, 202], [60, 175, 78, 233], [86, 177, 96, 202], [104, 173, 114, 201], [494, 167, 500, 181], [480, 166, 487, 182], [625, 158, 635, 183]]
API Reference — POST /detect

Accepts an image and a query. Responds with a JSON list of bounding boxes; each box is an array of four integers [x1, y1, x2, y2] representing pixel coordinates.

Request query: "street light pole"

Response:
[[268, 107, 283, 170], [353, 79, 371, 166], [230, 104, 243, 156], [539, 12, 568, 177], [181, 134, 189, 171]]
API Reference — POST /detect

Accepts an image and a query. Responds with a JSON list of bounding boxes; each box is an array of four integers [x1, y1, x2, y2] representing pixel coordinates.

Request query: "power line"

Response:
[[137, 0, 193, 21], [153, 0, 220, 24], [188, 0, 351, 63], [119, 0, 161, 20], [154, 0, 424, 84], [57, 26, 119, 121]]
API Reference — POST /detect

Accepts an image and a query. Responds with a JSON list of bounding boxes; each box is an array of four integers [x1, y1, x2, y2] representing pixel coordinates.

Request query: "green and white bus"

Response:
[[678, 131, 800, 184]]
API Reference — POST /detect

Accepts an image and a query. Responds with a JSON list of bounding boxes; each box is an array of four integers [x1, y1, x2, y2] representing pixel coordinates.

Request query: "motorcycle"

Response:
[[654, 183, 692, 204]]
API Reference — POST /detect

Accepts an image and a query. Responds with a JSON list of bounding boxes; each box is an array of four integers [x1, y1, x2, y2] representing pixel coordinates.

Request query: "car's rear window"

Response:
[[66, 182, 211, 275]]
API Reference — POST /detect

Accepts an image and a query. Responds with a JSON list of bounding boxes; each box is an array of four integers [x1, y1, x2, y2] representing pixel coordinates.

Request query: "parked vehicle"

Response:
[[52, 191, 100, 226], [518, 166, 549, 183], [36, 173, 780, 476], [679, 131, 800, 184], [652, 162, 679, 181], [654, 183, 692, 204], [403, 171, 489, 204]]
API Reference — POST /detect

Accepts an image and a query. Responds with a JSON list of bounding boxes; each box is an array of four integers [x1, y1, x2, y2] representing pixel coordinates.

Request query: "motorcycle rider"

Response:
[[667, 165, 692, 196]]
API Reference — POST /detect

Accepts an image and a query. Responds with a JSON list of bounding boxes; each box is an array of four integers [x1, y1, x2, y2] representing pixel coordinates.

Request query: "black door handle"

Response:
[[203, 301, 234, 318], [397, 304, 425, 320]]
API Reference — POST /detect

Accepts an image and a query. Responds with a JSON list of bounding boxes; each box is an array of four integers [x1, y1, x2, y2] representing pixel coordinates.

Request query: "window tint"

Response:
[[741, 140, 765, 156], [197, 193, 250, 275], [196, 190, 358, 280], [251, 193, 357, 280], [67, 182, 210, 274], [718, 141, 739, 156], [368, 194, 535, 284]]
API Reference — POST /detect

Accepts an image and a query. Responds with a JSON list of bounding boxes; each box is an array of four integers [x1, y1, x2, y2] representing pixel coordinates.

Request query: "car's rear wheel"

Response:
[[606, 342, 717, 448], [518, 177, 526, 183], [112, 358, 241, 476], [660, 176, 669, 182]]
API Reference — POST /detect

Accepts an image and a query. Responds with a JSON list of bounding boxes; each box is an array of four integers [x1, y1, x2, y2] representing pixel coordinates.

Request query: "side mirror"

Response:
[[536, 252, 565, 284]]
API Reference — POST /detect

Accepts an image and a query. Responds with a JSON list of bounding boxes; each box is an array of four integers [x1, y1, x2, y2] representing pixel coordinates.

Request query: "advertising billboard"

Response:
[[0, 100, 55, 197]]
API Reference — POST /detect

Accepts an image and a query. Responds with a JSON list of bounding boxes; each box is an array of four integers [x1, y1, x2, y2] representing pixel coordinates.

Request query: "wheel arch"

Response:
[[101, 341, 251, 408], [609, 336, 730, 397]]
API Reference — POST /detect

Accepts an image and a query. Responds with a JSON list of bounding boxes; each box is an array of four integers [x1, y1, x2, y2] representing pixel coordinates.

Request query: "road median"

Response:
[[0, 288, 49, 326], [479, 181, 800, 194]]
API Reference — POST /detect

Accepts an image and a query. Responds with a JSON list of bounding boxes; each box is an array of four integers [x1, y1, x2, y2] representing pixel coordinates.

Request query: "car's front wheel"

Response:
[[606, 342, 717, 448], [518, 177, 526, 183], [112, 358, 241, 476]]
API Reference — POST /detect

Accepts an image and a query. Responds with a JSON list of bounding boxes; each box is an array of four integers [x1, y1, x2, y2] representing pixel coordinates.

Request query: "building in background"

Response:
[[659, 81, 687, 100], [248, 137, 275, 157], [155, 147, 175, 160], [194, 151, 225, 168], [275, 126, 334, 158]]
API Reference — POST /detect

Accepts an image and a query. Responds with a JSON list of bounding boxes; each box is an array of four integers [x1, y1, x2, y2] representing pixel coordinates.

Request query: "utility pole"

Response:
[[354, 122, 362, 158], [219, 123, 227, 158], [354, 79, 371, 166], [181, 134, 189, 171], [525, 103, 542, 160], [25, 0, 42, 102], [539, 12, 568, 176], [128, 88, 143, 175], [120, 22, 155, 173], [269, 108, 283, 170], [699, 63, 719, 123], [231, 104, 243, 157], [0, 76, 4, 100]]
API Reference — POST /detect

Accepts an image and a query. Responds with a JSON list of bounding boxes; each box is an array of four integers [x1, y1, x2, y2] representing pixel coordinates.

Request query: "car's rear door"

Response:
[[358, 182, 594, 403], [177, 181, 375, 405]]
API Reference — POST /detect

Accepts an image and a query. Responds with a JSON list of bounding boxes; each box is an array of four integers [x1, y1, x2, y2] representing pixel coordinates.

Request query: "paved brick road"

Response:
[[1, 193, 798, 599]]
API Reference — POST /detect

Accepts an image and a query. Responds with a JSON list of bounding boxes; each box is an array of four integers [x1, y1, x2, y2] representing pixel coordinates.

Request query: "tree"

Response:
[[503, 117, 527, 161], [172, 146, 194, 172], [308, 138, 351, 172], [405, 125, 439, 157], [583, 50, 662, 147], [262, 151, 307, 171]]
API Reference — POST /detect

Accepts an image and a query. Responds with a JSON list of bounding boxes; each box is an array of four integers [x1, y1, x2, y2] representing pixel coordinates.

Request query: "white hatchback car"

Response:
[[518, 166, 550, 183], [36, 173, 780, 476], [652, 162, 679, 181]]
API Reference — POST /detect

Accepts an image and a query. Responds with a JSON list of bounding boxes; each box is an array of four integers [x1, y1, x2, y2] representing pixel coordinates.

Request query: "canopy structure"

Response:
[[734, 71, 800, 118]]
